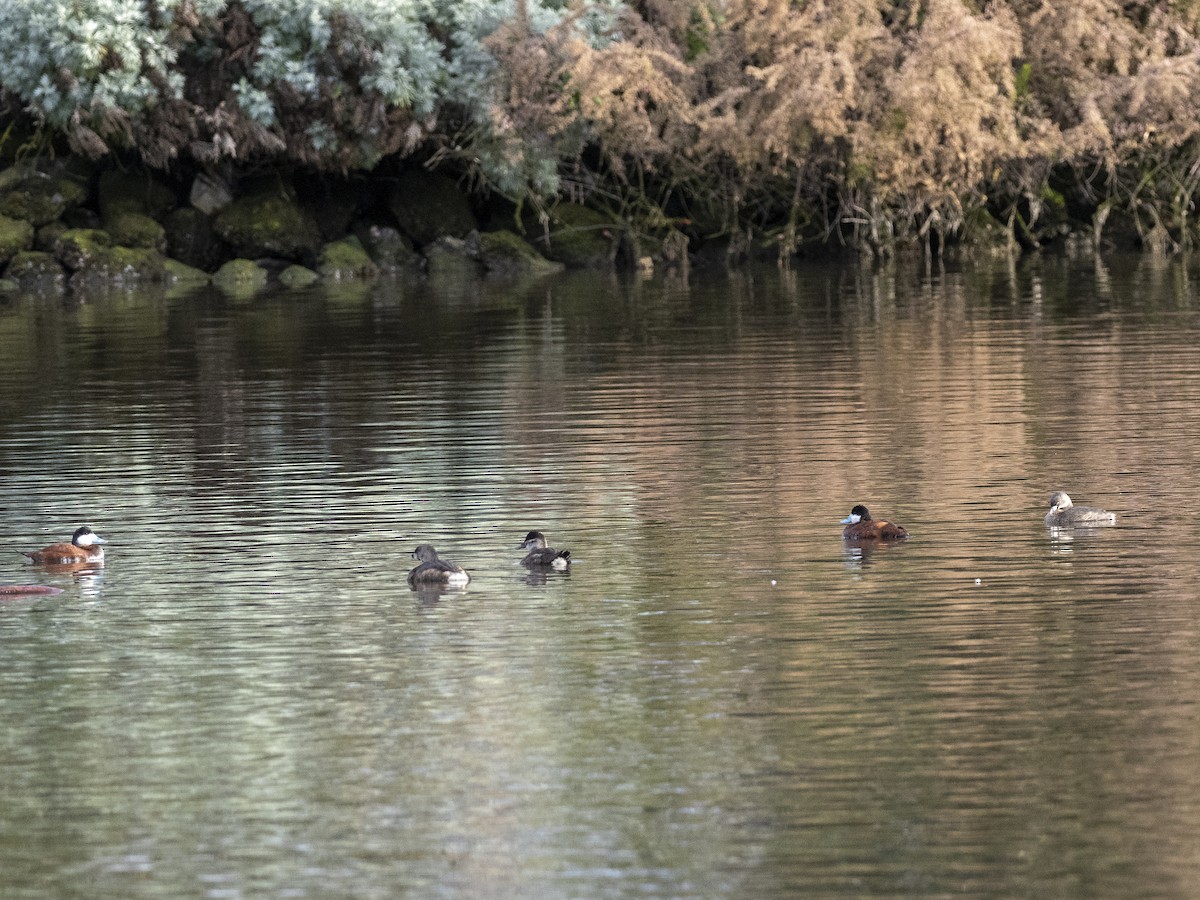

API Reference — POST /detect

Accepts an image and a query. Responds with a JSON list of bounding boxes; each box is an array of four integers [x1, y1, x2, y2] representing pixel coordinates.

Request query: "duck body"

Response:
[[1045, 491, 1115, 526], [518, 531, 570, 569], [21, 526, 107, 564], [407, 544, 470, 586], [841, 505, 909, 540]]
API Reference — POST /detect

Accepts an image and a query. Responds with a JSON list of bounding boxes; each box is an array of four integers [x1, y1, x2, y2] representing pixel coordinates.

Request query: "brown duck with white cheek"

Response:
[[21, 526, 107, 564], [841, 505, 909, 540]]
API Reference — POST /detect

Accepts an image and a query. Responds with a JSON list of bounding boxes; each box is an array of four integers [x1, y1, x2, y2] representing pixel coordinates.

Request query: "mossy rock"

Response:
[[0, 213, 34, 265], [316, 237, 379, 280], [163, 207, 227, 271], [70, 246, 167, 286], [424, 235, 481, 278], [279, 264, 319, 289], [212, 258, 269, 295], [163, 259, 210, 285], [351, 221, 422, 270], [478, 229, 564, 277], [108, 211, 167, 251], [388, 170, 477, 246], [54, 227, 165, 283], [214, 190, 322, 262], [97, 168, 177, 221], [0, 174, 88, 226], [53, 228, 113, 271], [534, 203, 619, 269], [35, 221, 69, 252], [0, 277, 17, 293], [5, 251, 66, 288]]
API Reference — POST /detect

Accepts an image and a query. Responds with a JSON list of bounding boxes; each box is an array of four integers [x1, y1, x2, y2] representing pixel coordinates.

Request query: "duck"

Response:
[[518, 531, 571, 569], [1044, 491, 1116, 526], [407, 544, 470, 586], [21, 526, 107, 564], [841, 505, 909, 540]]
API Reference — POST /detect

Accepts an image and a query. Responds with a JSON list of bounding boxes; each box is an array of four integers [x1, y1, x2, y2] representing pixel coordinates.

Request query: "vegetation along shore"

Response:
[[2, 0, 1200, 293]]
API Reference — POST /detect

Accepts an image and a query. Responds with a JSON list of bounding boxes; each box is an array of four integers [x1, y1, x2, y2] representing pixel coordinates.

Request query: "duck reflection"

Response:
[[409, 583, 470, 606], [522, 567, 572, 586], [842, 537, 910, 569]]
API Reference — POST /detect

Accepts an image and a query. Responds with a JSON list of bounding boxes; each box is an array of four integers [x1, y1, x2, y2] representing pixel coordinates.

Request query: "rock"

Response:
[[0, 173, 88, 226], [388, 170, 476, 246], [163, 259, 210, 285], [351, 221, 421, 270], [35, 221, 68, 252], [304, 176, 368, 241], [53, 229, 113, 271], [0, 277, 17, 293], [278, 264, 319, 289], [70, 247, 166, 287], [213, 188, 322, 262], [0, 213, 34, 265], [189, 171, 234, 215], [532, 203, 619, 269], [4, 251, 66, 289], [97, 168, 176, 220], [316, 237, 379, 280], [477, 229, 564, 277], [212, 258, 269, 295], [107, 212, 167, 251], [163, 207, 227, 271], [424, 235, 481, 278], [63, 206, 101, 230], [53, 228, 165, 283]]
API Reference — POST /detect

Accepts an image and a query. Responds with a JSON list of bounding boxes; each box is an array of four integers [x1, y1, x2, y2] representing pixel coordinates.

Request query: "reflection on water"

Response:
[[2, 254, 1200, 896]]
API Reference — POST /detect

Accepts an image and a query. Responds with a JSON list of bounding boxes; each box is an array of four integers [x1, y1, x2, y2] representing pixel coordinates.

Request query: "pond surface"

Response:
[[2, 253, 1200, 897]]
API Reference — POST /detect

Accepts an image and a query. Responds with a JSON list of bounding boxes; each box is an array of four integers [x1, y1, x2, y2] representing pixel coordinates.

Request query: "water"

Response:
[[2, 253, 1200, 897]]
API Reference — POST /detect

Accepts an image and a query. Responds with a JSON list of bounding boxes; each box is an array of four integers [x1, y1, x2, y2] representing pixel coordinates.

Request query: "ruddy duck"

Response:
[[407, 544, 470, 586], [1045, 491, 1116, 526], [841, 505, 909, 540], [21, 526, 107, 564], [518, 531, 571, 569]]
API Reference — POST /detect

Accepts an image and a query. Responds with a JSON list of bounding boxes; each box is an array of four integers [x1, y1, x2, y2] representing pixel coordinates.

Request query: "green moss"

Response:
[[316, 237, 379, 280], [538, 203, 618, 269], [53, 228, 113, 271], [108, 211, 167, 250], [1040, 185, 1066, 211], [4, 250, 65, 285], [0, 213, 34, 265], [163, 259, 211, 285], [425, 236, 481, 278], [212, 258, 269, 298], [214, 191, 322, 261], [0, 175, 87, 226], [279, 264, 319, 288], [352, 222, 421, 270], [67, 243, 167, 284], [478, 229, 563, 277]]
